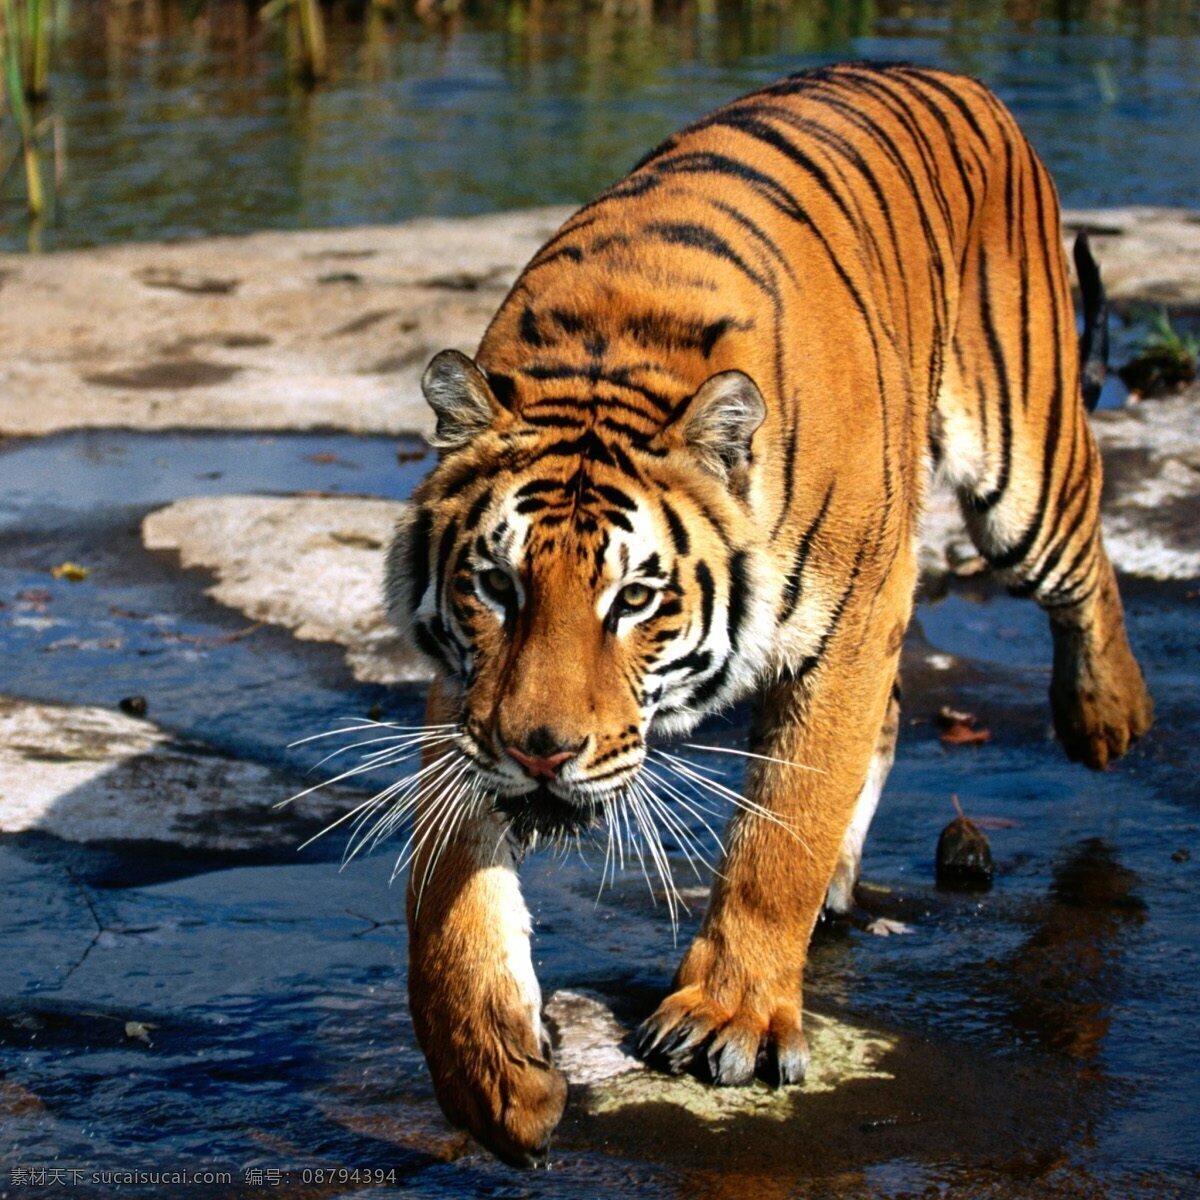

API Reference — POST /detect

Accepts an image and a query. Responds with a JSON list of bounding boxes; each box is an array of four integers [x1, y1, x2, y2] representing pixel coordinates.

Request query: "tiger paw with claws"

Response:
[[633, 940, 810, 1087]]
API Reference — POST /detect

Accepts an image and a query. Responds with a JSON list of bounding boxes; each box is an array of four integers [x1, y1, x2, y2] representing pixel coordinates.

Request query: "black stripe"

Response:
[[519, 305, 544, 348], [971, 247, 1014, 511], [658, 649, 713, 676], [523, 412, 586, 429], [695, 560, 715, 645], [621, 307, 742, 358], [429, 520, 458, 575], [686, 659, 731, 709], [692, 107, 864, 245], [644, 221, 770, 293], [894, 67, 991, 148], [485, 371, 516, 411], [407, 508, 433, 611], [779, 482, 835, 621], [520, 361, 675, 414], [790, 543, 866, 680], [464, 487, 493, 531], [516, 478, 561, 498], [661, 500, 690, 555], [595, 483, 637, 511], [985, 161, 1066, 569], [727, 551, 750, 653]]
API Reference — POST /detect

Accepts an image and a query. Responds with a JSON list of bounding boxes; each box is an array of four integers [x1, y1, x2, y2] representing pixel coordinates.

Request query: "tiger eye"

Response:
[[481, 568, 514, 598], [619, 583, 653, 612]]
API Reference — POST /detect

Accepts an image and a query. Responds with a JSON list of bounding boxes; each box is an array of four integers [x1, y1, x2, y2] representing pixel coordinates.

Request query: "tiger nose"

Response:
[[505, 727, 580, 780]]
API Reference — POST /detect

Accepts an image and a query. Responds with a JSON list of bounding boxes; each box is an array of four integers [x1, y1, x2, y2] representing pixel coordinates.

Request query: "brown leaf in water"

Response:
[[936, 706, 990, 746]]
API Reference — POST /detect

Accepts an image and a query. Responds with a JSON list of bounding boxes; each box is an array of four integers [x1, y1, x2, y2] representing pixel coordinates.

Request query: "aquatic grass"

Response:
[[1118, 305, 1200, 397], [21, 0, 49, 100], [0, 0, 45, 214], [261, 0, 328, 84]]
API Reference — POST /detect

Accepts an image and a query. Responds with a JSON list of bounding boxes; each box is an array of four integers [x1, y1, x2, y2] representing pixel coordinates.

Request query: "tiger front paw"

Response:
[[633, 977, 809, 1087], [418, 998, 567, 1167], [1050, 627, 1153, 771]]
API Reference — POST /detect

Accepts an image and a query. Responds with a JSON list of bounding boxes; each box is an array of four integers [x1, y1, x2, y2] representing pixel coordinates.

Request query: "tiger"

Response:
[[382, 60, 1153, 1165]]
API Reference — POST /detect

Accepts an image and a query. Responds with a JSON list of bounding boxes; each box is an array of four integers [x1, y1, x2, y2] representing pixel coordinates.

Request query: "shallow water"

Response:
[[0, 429, 1197, 1197], [2, 0, 1200, 252]]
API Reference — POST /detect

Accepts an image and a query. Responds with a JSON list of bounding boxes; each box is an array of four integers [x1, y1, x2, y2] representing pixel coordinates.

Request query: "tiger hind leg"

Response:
[[825, 676, 900, 914], [934, 162, 1152, 769]]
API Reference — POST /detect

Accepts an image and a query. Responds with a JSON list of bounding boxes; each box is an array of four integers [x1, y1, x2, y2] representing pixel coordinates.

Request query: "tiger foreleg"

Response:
[[1045, 550, 1153, 771], [824, 674, 900, 914], [635, 634, 901, 1086], [406, 681, 566, 1166]]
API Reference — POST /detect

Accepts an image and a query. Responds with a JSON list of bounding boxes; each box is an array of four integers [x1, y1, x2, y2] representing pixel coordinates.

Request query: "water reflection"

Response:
[[1, 0, 1198, 249], [1003, 837, 1145, 1070]]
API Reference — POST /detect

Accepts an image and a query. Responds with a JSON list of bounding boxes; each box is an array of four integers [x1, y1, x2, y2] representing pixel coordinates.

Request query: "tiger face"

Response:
[[386, 350, 776, 842]]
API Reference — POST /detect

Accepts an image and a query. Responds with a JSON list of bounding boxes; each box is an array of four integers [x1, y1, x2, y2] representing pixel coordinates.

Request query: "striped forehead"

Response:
[[483, 466, 664, 573], [507, 468, 644, 533]]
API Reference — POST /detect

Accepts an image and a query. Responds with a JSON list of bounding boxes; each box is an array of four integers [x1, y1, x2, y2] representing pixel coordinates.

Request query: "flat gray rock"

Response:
[[141, 495, 425, 684], [0, 208, 572, 438], [0, 697, 349, 850]]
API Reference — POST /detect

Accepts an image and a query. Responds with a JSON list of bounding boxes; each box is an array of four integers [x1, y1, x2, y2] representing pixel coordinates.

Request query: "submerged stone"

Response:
[[936, 816, 995, 890], [544, 990, 894, 1121]]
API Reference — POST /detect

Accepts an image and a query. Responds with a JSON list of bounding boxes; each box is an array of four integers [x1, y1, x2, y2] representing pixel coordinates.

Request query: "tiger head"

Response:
[[385, 350, 776, 842]]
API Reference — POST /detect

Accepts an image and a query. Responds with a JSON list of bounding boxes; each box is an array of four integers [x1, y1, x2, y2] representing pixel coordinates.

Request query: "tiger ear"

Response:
[[675, 370, 766, 487], [422, 349, 503, 450]]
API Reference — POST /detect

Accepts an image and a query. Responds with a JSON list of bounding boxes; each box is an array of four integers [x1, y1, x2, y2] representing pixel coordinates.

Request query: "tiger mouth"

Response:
[[493, 783, 602, 843]]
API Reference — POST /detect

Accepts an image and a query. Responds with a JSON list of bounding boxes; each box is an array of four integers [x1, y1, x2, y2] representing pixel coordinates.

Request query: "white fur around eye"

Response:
[[473, 563, 523, 622], [598, 581, 663, 632]]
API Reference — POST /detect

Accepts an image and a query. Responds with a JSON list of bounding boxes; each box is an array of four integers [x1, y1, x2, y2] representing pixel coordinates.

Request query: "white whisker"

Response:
[[288, 720, 456, 749], [683, 742, 825, 775], [653, 750, 809, 851], [641, 763, 727, 858], [342, 750, 461, 865]]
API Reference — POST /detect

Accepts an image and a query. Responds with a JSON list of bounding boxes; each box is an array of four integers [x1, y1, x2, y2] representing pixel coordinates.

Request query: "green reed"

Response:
[[261, 0, 329, 83], [0, 0, 45, 215]]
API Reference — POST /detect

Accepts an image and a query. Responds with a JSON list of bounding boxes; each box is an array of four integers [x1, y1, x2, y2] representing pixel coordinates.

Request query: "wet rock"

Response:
[[544, 990, 894, 1121], [1091, 387, 1200, 579], [0, 696, 348, 849], [1064, 208, 1200, 303], [142, 496, 425, 684], [0, 208, 573, 438], [117, 695, 148, 717], [936, 815, 995, 890]]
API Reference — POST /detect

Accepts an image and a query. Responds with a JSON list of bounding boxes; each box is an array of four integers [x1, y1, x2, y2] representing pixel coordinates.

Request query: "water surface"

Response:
[[2, 0, 1199, 251]]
